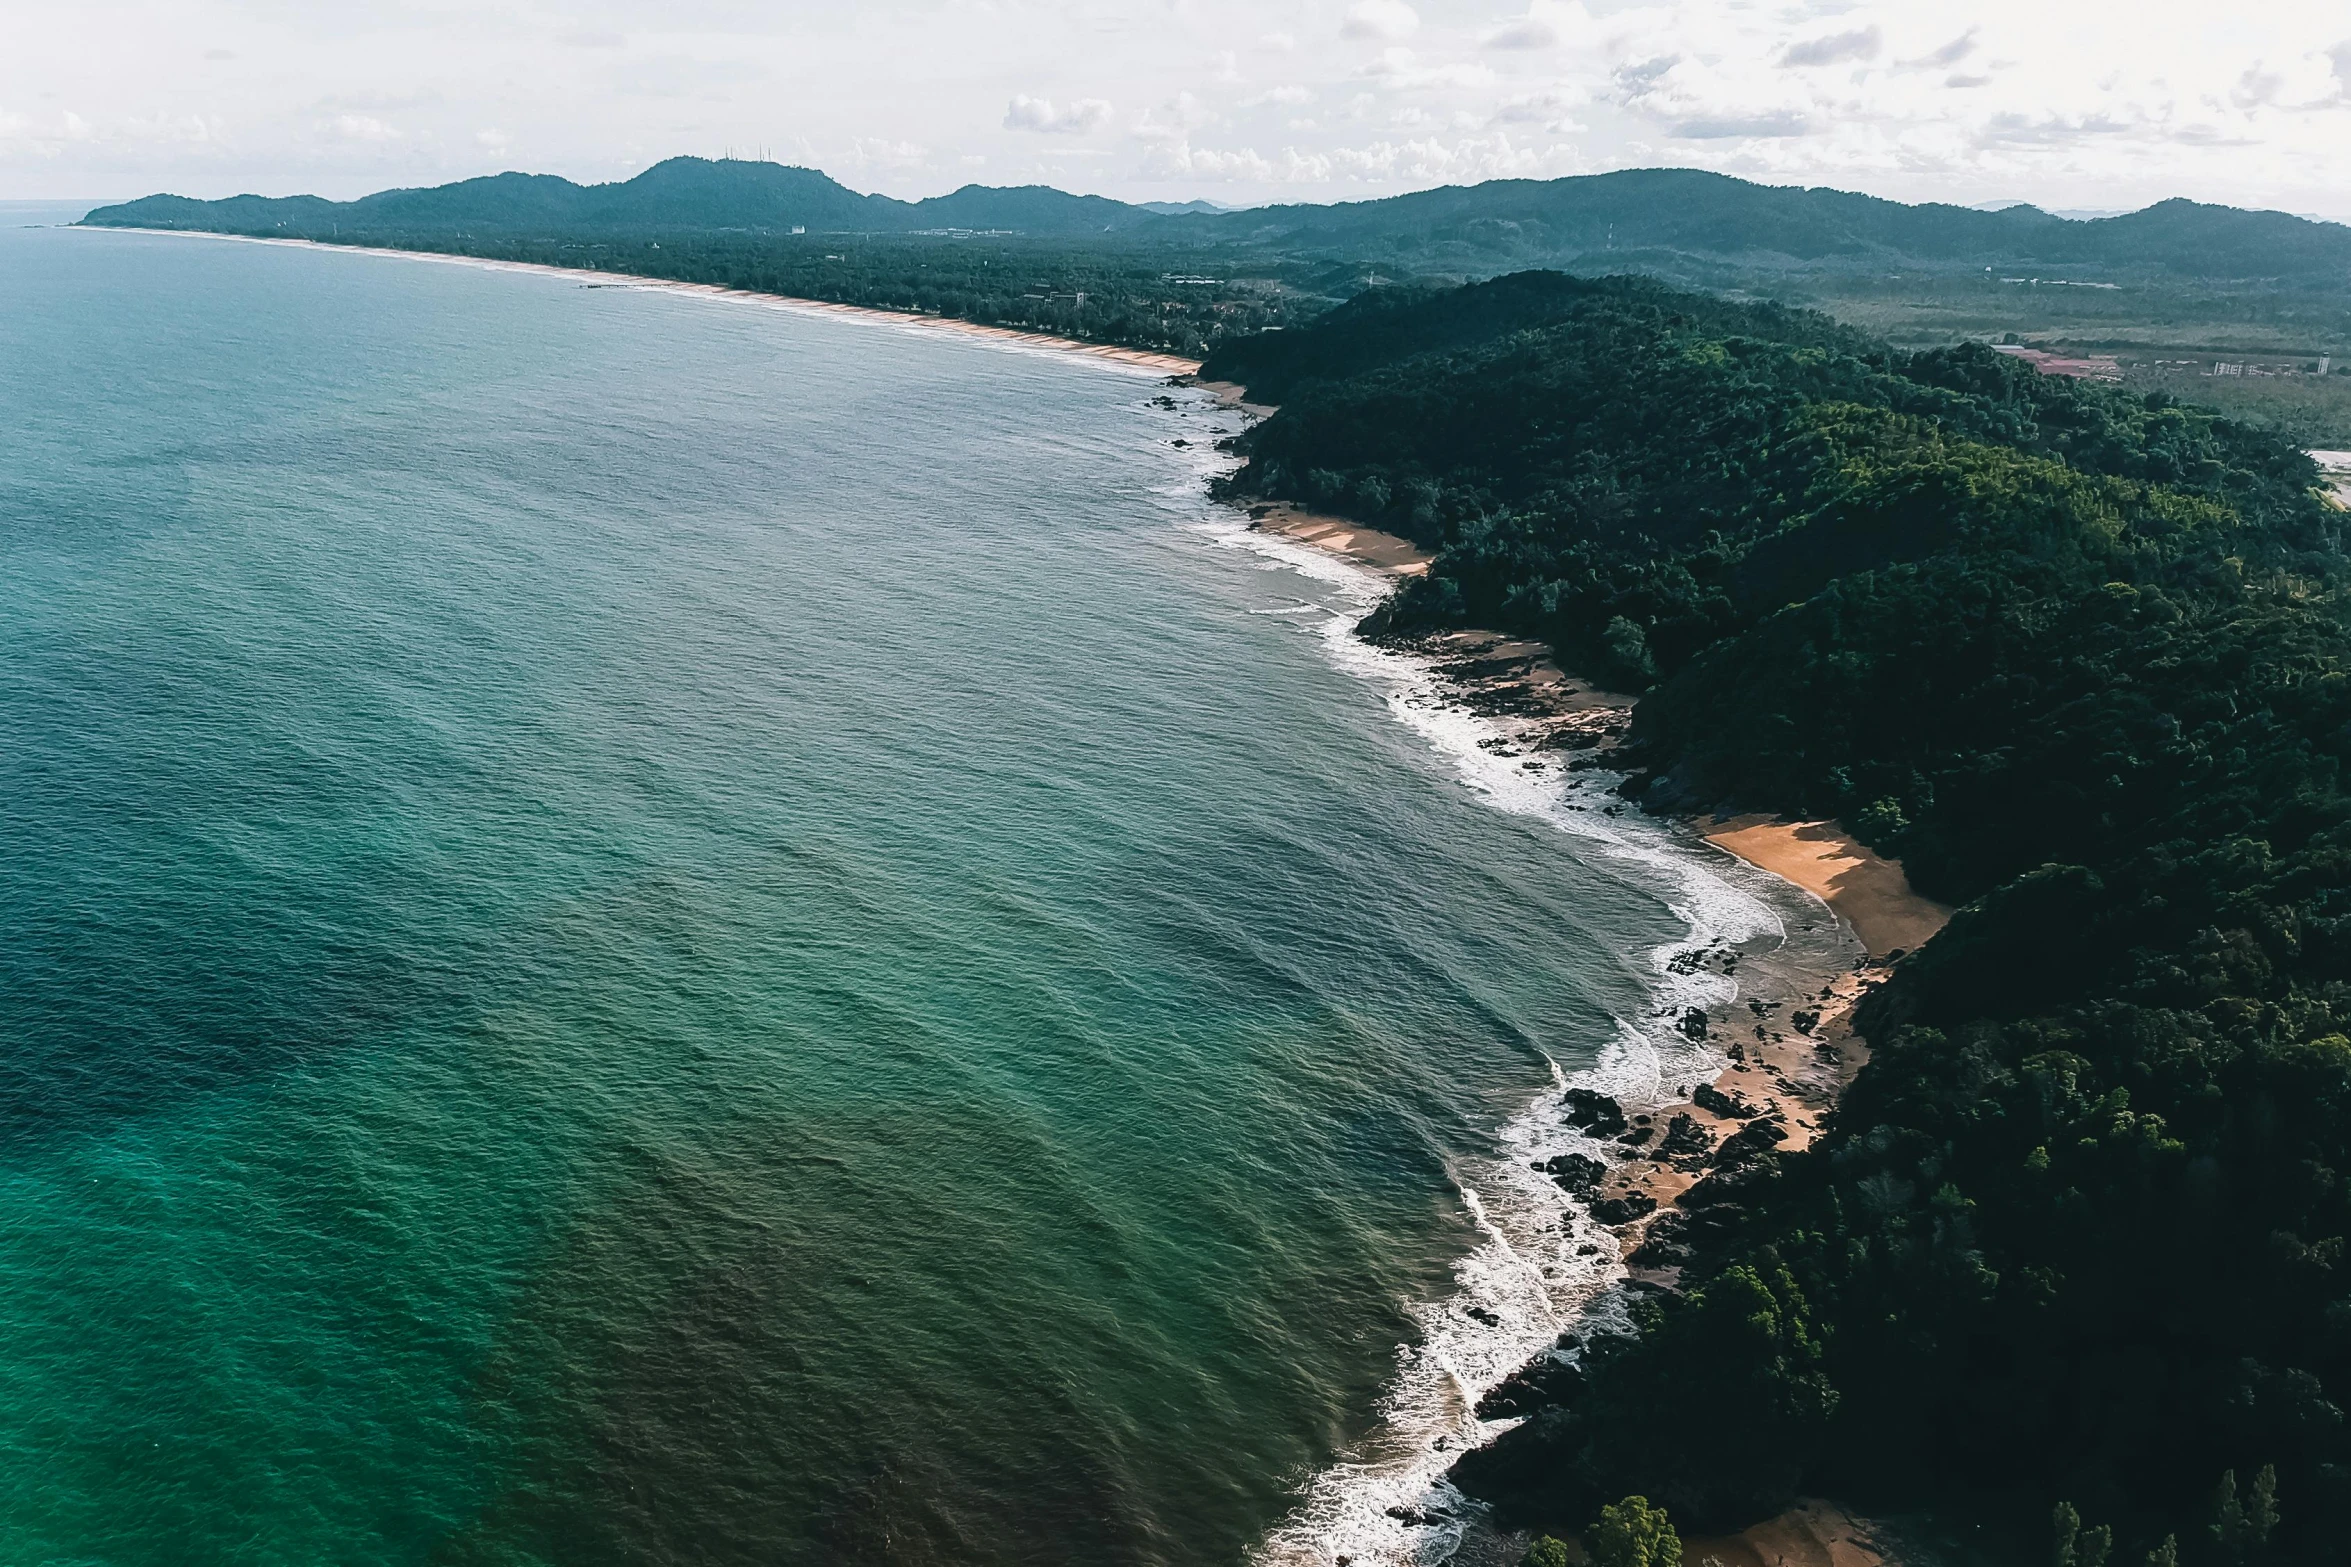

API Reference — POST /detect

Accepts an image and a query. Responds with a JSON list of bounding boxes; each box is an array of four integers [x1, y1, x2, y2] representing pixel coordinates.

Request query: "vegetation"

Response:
[[1521, 1536, 1573, 1567], [328, 230, 1327, 358], [88, 159, 2351, 289], [1206, 272, 2351, 1564], [85, 148, 2351, 1551], [83, 160, 2351, 387], [1588, 1496, 1683, 1567]]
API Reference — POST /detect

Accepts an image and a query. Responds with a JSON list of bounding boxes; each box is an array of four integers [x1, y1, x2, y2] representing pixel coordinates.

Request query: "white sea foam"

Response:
[[1157, 411, 1806, 1567]]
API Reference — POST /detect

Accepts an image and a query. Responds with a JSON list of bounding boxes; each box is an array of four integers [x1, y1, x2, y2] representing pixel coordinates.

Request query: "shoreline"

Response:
[[76, 225, 1205, 378], [84, 232, 1921, 1559], [1231, 488, 1946, 1567]]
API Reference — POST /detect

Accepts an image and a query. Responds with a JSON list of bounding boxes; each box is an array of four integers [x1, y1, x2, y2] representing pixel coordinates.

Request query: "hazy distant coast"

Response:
[[77, 156, 2351, 452], [82, 226, 1205, 377]]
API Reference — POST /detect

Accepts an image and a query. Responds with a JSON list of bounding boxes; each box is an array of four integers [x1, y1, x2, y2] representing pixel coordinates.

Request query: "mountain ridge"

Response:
[[81, 156, 2351, 283]]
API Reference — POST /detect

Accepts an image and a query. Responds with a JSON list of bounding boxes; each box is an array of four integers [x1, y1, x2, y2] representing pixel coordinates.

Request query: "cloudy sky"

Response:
[[7, 0, 2350, 217]]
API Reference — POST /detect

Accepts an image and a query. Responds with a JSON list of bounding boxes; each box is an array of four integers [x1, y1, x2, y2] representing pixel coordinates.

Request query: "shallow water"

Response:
[[0, 220, 1835, 1566]]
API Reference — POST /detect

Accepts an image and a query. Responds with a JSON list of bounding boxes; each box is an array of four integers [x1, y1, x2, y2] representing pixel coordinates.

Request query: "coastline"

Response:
[[82, 230, 1931, 1560], [1227, 487, 1947, 1567], [76, 225, 1204, 378]]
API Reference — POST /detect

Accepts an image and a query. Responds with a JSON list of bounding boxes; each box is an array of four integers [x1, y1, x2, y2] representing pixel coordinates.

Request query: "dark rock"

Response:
[[1658, 1113, 1715, 1161], [1678, 1007, 1710, 1041], [1467, 1306, 1502, 1327], [1563, 1088, 1627, 1136], [1628, 1210, 1689, 1266], [1791, 1008, 1822, 1034], [1617, 1126, 1654, 1148], [1475, 1350, 1589, 1420], [1693, 1082, 1762, 1120], [1384, 1505, 1453, 1525], [1545, 1153, 1607, 1192], [1716, 1117, 1790, 1167], [1587, 1193, 1659, 1226]]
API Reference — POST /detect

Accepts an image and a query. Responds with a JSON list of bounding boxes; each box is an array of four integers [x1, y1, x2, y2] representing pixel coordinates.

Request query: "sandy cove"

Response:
[[81, 228, 1204, 378], [1238, 492, 1947, 1567]]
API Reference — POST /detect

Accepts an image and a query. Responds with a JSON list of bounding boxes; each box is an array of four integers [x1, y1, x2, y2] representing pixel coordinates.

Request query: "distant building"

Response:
[[1990, 343, 2122, 381]]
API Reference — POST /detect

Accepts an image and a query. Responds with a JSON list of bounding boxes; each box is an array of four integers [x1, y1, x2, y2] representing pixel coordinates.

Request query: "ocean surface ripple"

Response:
[[0, 217, 1838, 1567]]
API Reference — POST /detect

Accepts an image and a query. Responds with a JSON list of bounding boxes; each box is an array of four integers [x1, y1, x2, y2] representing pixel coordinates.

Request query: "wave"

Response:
[[1159, 426, 1810, 1567]]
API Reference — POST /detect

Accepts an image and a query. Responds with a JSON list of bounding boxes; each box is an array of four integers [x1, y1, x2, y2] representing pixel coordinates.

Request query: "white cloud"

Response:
[[1138, 138, 1277, 181], [7, 0, 2351, 222], [1494, 91, 1586, 131], [1782, 27, 1883, 68], [1483, 0, 1586, 51], [1002, 95, 1113, 135], [1903, 30, 1979, 70], [844, 137, 931, 172], [1486, 18, 1558, 50], [1134, 92, 1215, 142], [326, 113, 401, 142], [1675, 111, 1811, 140], [1340, 1, 1420, 43]]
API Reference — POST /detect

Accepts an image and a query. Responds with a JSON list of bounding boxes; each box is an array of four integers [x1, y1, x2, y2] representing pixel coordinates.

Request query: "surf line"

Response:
[[1185, 466, 1835, 1567]]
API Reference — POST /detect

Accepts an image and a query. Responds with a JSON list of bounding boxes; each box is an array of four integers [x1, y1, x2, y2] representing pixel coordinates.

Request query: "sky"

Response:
[[6, 0, 2350, 218]]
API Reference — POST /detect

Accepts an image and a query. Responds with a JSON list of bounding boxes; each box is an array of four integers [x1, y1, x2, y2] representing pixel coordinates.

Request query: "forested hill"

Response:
[[81, 157, 1163, 240], [1185, 173, 2351, 284], [1207, 273, 2351, 1564], [82, 159, 2351, 284]]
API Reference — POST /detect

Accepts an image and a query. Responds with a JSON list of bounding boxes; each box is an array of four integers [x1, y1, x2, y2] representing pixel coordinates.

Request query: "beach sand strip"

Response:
[[83, 228, 1204, 377]]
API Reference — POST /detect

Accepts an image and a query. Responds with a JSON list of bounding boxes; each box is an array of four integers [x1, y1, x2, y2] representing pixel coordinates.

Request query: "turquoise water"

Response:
[[0, 221, 1796, 1566]]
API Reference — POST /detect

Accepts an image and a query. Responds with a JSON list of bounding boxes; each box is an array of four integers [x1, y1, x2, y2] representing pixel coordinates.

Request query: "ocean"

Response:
[[0, 215, 1836, 1566]]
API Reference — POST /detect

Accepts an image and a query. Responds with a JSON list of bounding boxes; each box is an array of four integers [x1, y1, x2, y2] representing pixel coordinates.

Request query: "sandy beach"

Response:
[[1703, 817, 1953, 959], [83, 227, 1205, 378], [1245, 500, 1435, 577]]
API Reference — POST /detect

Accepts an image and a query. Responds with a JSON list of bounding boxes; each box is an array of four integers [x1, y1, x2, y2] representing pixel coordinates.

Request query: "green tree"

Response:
[[1601, 616, 1659, 686], [1589, 1495, 1681, 1567], [2145, 1539, 2177, 1567], [2248, 1464, 2279, 1549], [1522, 1537, 1573, 1567], [2207, 1468, 2281, 1565], [2053, 1501, 2080, 1567], [2054, 1503, 2111, 1567]]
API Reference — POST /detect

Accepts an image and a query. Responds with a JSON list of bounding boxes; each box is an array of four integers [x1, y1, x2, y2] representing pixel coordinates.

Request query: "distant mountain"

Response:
[[84, 158, 1161, 240], [81, 158, 2351, 284], [1166, 169, 2351, 283]]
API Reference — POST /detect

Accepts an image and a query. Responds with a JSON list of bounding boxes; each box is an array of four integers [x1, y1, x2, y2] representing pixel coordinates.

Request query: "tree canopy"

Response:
[[1212, 271, 2351, 1564]]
